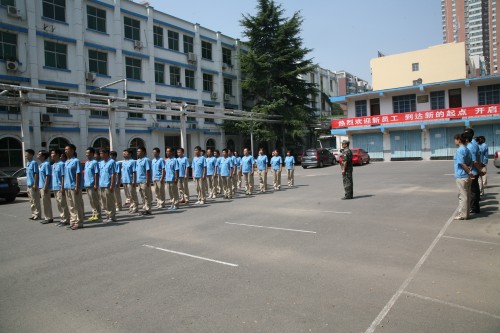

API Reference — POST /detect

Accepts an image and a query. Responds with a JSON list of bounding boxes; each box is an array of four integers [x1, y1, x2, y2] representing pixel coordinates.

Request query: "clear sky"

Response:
[[147, 0, 442, 84]]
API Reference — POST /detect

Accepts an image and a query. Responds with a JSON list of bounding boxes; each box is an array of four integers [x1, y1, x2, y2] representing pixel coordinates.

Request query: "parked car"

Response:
[[0, 170, 20, 202], [328, 148, 341, 162], [338, 148, 370, 166], [301, 148, 336, 168], [494, 151, 500, 168]]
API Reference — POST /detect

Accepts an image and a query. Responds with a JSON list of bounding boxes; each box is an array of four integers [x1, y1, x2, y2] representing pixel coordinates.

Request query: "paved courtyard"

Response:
[[0, 160, 499, 333]]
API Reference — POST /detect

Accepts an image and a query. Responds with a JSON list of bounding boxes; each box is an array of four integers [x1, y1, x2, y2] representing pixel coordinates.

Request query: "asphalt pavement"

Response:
[[0, 160, 499, 333]]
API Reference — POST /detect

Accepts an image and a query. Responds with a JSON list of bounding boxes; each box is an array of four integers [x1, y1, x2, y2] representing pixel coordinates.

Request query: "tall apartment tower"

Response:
[[442, 0, 499, 75]]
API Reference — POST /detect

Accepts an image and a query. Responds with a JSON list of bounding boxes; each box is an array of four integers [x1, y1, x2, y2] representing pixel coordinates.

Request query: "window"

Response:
[[224, 78, 233, 96], [167, 30, 179, 51], [412, 63, 419, 71], [154, 63, 165, 84], [206, 138, 216, 151], [46, 88, 69, 115], [153, 26, 163, 47], [222, 47, 232, 66], [43, 0, 66, 22], [204, 106, 215, 124], [171, 100, 181, 121], [0, 0, 16, 6], [0, 31, 17, 61], [88, 49, 107, 75], [392, 94, 416, 113], [127, 96, 144, 118], [355, 100, 367, 117], [169, 66, 180, 86], [125, 57, 141, 80], [0, 137, 22, 169], [201, 41, 212, 60], [203, 73, 213, 91], [49, 137, 70, 152], [92, 137, 110, 150], [478, 84, 500, 105], [87, 5, 106, 33], [185, 69, 195, 89], [156, 98, 166, 121], [430, 91, 445, 110], [0, 82, 19, 112], [44, 41, 67, 69], [124, 16, 140, 41], [89, 92, 109, 117], [183, 35, 193, 53]]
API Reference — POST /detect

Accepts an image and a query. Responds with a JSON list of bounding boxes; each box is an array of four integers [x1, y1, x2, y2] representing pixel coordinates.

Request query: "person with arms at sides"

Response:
[[176, 147, 190, 204], [84, 147, 101, 221], [284, 150, 295, 187], [205, 148, 217, 199], [453, 133, 474, 220], [214, 149, 223, 196], [25, 149, 41, 220], [464, 129, 483, 214], [340, 140, 353, 200], [234, 151, 243, 189], [151, 147, 166, 209], [270, 149, 283, 191], [136, 146, 153, 215], [51, 150, 70, 227], [256, 148, 268, 193], [477, 136, 488, 196], [192, 146, 207, 204], [110, 151, 123, 212], [240, 148, 255, 196], [121, 148, 139, 214], [164, 147, 180, 210], [218, 148, 234, 199], [98, 149, 117, 223], [228, 150, 239, 193], [37, 150, 53, 224], [63, 144, 84, 230]]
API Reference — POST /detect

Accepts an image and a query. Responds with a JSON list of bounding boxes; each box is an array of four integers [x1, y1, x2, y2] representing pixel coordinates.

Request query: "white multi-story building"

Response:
[[0, 0, 246, 171]]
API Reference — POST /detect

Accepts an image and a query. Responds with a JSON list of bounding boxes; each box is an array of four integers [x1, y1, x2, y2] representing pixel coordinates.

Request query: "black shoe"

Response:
[[469, 209, 480, 214], [141, 211, 153, 216], [341, 197, 353, 200], [41, 219, 54, 224]]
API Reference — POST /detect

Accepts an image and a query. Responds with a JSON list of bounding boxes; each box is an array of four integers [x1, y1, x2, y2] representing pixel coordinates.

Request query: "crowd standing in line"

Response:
[[24, 144, 297, 230]]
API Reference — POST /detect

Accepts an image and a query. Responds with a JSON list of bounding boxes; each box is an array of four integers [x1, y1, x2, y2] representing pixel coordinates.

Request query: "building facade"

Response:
[[334, 70, 371, 96], [0, 0, 246, 172]]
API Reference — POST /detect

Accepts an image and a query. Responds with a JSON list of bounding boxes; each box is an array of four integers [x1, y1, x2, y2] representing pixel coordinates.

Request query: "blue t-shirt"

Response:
[[215, 157, 223, 175], [26, 160, 38, 187], [192, 156, 206, 179], [177, 156, 190, 178], [256, 155, 268, 171], [99, 159, 116, 188], [121, 159, 136, 184], [52, 160, 65, 191], [270, 156, 282, 170], [38, 160, 52, 189], [205, 156, 217, 176], [84, 160, 99, 187], [467, 142, 479, 175], [479, 142, 488, 164], [241, 155, 255, 173], [164, 158, 179, 182], [64, 157, 82, 190], [218, 157, 234, 177], [136, 157, 152, 183], [114, 160, 121, 186], [151, 157, 165, 181], [235, 156, 241, 167], [284, 156, 295, 170], [454, 145, 472, 179]]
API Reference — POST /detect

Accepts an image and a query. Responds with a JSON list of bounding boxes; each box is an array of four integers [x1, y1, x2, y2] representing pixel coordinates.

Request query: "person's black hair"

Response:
[[464, 127, 474, 137], [194, 146, 201, 151], [66, 144, 77, 151], [137, 146, 146, 152], [99, 148, 110, 154], [463, 132, 473, 143], [110, 151, 117, 158], [50, 148, 61, 155], [478, 135, 486, 143], [454, 133, 465, 144], [86, 147, 95, 154], [177, 147, 184, 152], [153, 147, 161, 154], [214, 149, 220, 154], [222, 148, 228, 153], [25, 148, 35, 155], [38, 150, 50, 159]]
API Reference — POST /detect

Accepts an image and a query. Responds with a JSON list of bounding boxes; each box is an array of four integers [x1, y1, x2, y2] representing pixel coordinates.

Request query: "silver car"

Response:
[[12, 168, 27, 194]]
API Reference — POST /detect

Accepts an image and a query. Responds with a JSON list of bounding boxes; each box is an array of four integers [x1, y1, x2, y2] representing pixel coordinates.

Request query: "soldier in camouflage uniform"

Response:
[[340, 140, 353, 199]]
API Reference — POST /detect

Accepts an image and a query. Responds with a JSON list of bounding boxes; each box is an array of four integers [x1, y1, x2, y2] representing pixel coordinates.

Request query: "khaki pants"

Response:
[[237, 169, 242, 188], [287, 169, 294, 186], [231, 173, 237, 192], [258, 170, 267, 192], [153, 180, 166, 207], [114, 186, 122, 210], [40, 188, 53, 220], [206, 175, 215, 197], [138, 182, 153, 213], [194, 178, 206, 201], [86, 187, 101, 218], [100, 187, 116, 219], [167, 181, 179, 207], [272, 169, 282, 190], [65, 189, 84, 226], [214, 174, 222, 194], [479, 165, 487, 194], [53, 190, 69, 223], [178, 177, 190, 202], [243, 172, 254, 194], [221, 176, 232, 197], [27, 186, 41, 219], [456, 177, 471, 219], [124, 183, 139, 213]]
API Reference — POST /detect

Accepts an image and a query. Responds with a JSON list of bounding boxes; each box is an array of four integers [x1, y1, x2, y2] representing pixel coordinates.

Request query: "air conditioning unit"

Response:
[[85, 72, 96, 82], [224, 93, 231, 101], [41, 114, 51, 124], [134, 40, 143, 49], [7, 5, 21, 18], [210, 91, 217, 100], [187, 52, 197, 63], [6, 60, 18, 72]]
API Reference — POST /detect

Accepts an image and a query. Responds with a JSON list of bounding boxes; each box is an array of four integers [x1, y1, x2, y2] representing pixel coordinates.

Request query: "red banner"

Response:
[[331, 104, 500, 129]]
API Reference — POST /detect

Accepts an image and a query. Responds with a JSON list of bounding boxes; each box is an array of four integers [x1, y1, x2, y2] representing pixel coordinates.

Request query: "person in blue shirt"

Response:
[[192, 146, 207, 204], [234, 151, 242, 189], [214, 150, 223, 196], [205, 149, 217, 199], [165, 147, 180, 210], [151, 147, 166, 209], [51, 149, 70, 226], [63, 144, 84, 230], [84, 147, 101, 221], [256, 148, 269, 193], [37, 150, 53, 224], [240, 148, 255, 195], [99, 149, 117, 223], [477, 136, 488, 196], [464, 129, 483, 214], [228, 149, 238, 194], [110, 151, 123, 212], [121, 148, 139, 214], [453, 133, 474, 220], [176, 147, 190, 204], [284, 150, 296, 187], [218, 148, 235, 199], [136, 146, 153, 215], [270, 149, 283, 191], [25, 148, 41, 220]]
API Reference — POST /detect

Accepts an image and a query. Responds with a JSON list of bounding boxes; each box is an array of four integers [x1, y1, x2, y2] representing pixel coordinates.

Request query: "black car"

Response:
[[301, 148, 336, 168], [0, 170, 20, 202]]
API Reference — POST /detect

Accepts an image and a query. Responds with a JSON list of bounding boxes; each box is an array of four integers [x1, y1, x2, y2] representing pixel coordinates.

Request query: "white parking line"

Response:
[[142, 244, 238, 267], [403, 291, 500, 320], [443, 235, 500, 246], [225, 222, 317, 234]]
